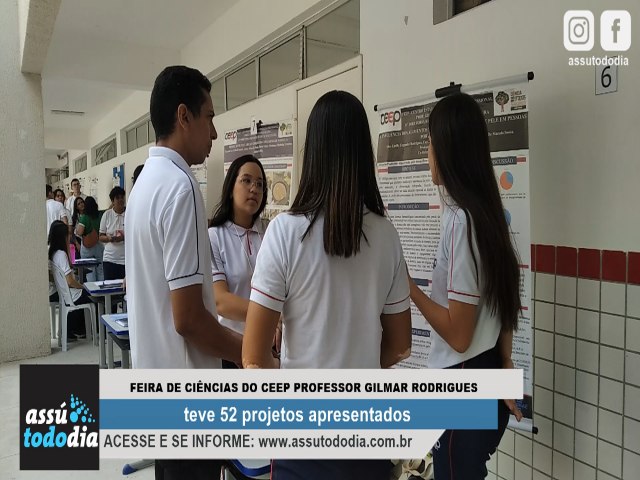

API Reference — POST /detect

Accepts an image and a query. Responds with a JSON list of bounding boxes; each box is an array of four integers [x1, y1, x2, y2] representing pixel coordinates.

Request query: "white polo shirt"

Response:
[[209, 219, 267, 334], [427, 202, 501, 368], [46, 199, 67, 235], [50, 250, 82, 302], [250, 211, 410, 369], [100, 208, 125, 265], [125, 146, 220, 369]]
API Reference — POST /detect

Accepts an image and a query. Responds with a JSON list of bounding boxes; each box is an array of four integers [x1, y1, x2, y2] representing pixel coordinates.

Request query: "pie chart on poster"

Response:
[[500, 171, 514, 190], [504, 208, 512, 226]]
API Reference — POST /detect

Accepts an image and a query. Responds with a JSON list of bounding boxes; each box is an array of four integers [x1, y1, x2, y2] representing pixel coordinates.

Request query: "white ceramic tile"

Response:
[[599, 378, 624, 412], [552, 450, 573, 480], [486, 472, 497, 480], [577, 309, 600, 342], [555, 364, 576, 397], [599, 313, 625, 348], [577, 278, 600, 311], [627, 284, 640, 319], [533, 470, 551, 480], [515, 460, 532, 480], [535, 330, 554, 361], [555, 335, 575, 367], [601, 281, 626, 316], [556, 276, 577, 307], [596, 470, 617, 480], [575, 430, 597, 466], [599, 346, 624, 381], [515, 433, 533, 465], [488, 450, 497, 472], [573, 461, 596, 480], [533, 442, 552, 475], [535, 301, 555, 332], [553, 422, 574, 456], [576, 371, 599, 405], [553, 393, 575, 426], [623, 449, 640, 480], [598, 409, 623, 445], [626, 351, 640, 387], [535, 359, 554, 390], [535, 273, 555, 302], [555, 306, 576, 337], [499, 428, 515, 456], [625, 384, 640, 421], [576, 340, 599, 374], [627, 317, 640, 353], [597, 440, 622, 477], [534, 386, 553, 418], [497, 451, 515, 480], [0, 406, 19, 459], [575, 400, 598, 435], [624, 416, 640, 454], [536, 415, 553, 447]]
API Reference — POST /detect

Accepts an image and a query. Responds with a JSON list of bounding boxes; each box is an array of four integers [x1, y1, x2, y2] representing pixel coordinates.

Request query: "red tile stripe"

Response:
[[530, 244, 640, 285], [602, 250, 626, 282]]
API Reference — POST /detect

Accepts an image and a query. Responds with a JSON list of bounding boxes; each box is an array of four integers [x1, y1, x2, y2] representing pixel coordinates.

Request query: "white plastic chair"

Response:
[[49, 299, 58, 339], [49, 261, 96, 352]]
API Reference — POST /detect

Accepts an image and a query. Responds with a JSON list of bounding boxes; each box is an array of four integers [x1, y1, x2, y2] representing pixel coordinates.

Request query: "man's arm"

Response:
[[170, 284, 242, 364]]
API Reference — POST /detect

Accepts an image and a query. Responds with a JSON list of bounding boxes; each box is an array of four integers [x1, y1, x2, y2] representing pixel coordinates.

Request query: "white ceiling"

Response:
[[42, 0, 237, 136]]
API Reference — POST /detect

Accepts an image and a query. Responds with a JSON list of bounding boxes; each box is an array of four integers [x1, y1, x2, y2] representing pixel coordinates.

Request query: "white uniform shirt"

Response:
[[209, 219, 267, 334], [100, 208, 125, 265], [65, 194, 86, 218], [250, 211, 410, 369], [46, 199, 67, 235], [50, 250, 82, 302], [125, 146, 220, 369], [427, 203, 501, 368]]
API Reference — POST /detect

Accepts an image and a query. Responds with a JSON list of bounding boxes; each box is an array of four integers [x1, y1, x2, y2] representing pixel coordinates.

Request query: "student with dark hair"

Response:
[[208, 155, 269, 367], [242, 90, 412, 480], [71, 196, 85, 257], [126, 65, 241, 480], [46, 184, 68, 235], [132, 164, 144, 186], [408, 93, 522, 479], [99, 186, 126, 280], [76, 196, 104, 281], [48, 220, 92, 341]]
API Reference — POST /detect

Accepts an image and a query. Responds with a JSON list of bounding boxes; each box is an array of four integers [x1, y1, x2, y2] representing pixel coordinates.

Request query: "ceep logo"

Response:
[[380, 110, 401, 126], [224, 130, 238, 145]]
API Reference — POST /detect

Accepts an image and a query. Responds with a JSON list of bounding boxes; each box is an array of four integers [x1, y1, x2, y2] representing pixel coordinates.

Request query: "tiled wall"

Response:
[[488, 245, 640, 480]]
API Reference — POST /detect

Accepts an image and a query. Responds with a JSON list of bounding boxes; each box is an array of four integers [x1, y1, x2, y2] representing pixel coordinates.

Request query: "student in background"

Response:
[[65, 178, 86, 217], [242, 90, 412, 480], [208, 155, 269, 368], [75, 196, 103, 281], [132, 164, 144, 186], [407, 93, 522, 479], [99, 186, 126, 280], [71, 196, 85, 259], [48, 220, 92, 341], [45, 184, 68, 236], [53, 188, 72, 230]]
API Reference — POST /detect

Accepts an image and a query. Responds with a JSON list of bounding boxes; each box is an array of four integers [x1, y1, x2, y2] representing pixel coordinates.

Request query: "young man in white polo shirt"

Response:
[[64, 178, 86, 217], [125, 65, 242, 480], [45, 184, 68, 236]]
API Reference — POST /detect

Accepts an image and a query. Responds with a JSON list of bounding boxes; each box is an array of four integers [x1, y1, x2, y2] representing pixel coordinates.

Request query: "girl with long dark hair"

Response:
[[242, 91, 412, 480], [208, 155, 269, 367], [48, 220, 92, 341], [75, 196, 104, 281], [408, 93, 522, 479], [71, 196, 85, 258]]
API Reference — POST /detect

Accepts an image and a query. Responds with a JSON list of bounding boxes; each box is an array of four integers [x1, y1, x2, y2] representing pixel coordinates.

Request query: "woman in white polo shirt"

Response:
[[242, 91, 412, 480], [408, 93, 522, 480], [99, 186, 126, 280], [208, 155, 269, 368]]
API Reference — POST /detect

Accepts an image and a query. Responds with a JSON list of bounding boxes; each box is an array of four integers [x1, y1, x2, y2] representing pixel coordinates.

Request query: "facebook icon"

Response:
[[600, 10, 631, 51]]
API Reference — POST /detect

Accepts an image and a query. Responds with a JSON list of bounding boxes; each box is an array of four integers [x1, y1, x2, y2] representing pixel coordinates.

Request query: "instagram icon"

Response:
[[564, 10, 595, 51]]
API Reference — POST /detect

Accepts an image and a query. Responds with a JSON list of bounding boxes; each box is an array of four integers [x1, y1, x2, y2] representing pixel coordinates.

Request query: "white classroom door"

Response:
[[294, 64, 362, 195]]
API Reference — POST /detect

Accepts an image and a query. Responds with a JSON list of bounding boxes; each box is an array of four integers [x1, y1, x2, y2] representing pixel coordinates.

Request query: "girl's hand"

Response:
[[502, 357, 523, 421]]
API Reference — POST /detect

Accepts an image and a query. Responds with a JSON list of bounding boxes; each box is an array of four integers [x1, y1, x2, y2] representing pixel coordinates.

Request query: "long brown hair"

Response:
[[290, 90, 385, 257], [429, 93, 521, 332]]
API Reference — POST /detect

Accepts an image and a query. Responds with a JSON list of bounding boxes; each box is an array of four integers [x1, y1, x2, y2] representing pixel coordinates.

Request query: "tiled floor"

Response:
[[0, 339, 153, 480]]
